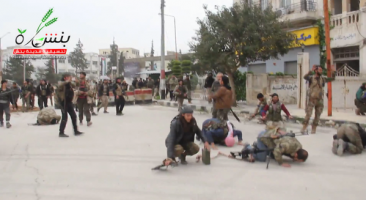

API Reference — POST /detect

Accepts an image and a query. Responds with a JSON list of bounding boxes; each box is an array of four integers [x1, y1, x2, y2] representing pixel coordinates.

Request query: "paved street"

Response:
[[0, 105, 365, 200]]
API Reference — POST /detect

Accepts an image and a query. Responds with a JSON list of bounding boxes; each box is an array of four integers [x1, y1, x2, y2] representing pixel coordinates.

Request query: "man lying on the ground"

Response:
[[164, 106, 210, 166], [33, 107, 61, 125], [238, 130, 308, 167], [201, 118, 243, 149], [332, 123, 366, 156]]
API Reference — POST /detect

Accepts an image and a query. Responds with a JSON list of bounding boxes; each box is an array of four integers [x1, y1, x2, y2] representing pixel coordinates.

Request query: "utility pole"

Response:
[[23, 57, 26, 82], [323, 0, 332, 116], [160, 0, 166, 99]]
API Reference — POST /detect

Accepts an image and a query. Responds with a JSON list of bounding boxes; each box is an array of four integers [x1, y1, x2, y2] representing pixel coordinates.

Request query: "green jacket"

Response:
[[356, 87, 364, 101]]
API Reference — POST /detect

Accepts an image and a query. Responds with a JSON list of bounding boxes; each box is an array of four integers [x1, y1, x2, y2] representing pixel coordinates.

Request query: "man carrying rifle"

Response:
[[173, 79, 188, 112], [55, 73, 83, 137]]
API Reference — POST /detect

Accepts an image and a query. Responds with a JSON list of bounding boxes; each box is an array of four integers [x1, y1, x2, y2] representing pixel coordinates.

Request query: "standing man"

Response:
[[76, 72, 93, 126], [169, 75, 178, 101], [154, 78, 160, 97], [36, 79, 51, 110], [97, 79, 110, 113], [90, 81, 97, 116], [210, 73, 223, 118], [204, 73, 215, 101], [113, 78, 126, 116], [55, 73, 83, 137], [301, 65, 327, 134], [209, 76, 232, 121], [21, 81, 31, 112], [184, 76, 192, 104], [174, 79, 188, 112], [28, 81, 36, 109], [146, 77, 154, 90], [11, 82, 20, 110], [0, 80, 13, 128], [47, 81, 54, 106]]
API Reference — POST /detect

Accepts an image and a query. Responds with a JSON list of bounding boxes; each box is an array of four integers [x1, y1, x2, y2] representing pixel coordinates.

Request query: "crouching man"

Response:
[[332, 123, 366, 156], [35, 107, 62, 125], [164, 106, 210, 166], [239, 129, 308, 167]]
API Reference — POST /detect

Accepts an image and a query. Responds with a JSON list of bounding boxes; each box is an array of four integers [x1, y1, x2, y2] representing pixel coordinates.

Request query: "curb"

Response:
[[156, 101, 366, 128]]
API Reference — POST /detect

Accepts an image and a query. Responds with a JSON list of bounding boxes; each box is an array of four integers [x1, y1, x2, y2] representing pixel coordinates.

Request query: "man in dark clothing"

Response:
[[184, 76, 192, 103], [154, 78, 160, 97], [47, 81, 54, 106], [97, 79, 110, 113], [11, 82, 20, 110], [113, 78, 126, 115], [36, 79, 51, 110], [204, 73, 215, 101], [0, 80, 13, 128], [138, 78, 144, 89], [21, 81, 31, 112], [132, 78, 138, 89], [164, 106, 210, 166], [55, 73, 83, 137]]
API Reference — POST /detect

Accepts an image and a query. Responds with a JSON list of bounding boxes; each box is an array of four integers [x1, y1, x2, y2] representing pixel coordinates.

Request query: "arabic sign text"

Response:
[[13, 49, 67, 55], [272, 84, 298, 91]]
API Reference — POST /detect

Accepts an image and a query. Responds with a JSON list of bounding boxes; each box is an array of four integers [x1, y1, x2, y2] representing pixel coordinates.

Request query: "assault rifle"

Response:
[[230, 148, 274, 169]]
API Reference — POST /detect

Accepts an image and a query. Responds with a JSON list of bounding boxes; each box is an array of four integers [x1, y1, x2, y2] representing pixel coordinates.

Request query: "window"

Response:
[[58, 59, 65, 63], [261, 0, 268, 10], [93, 61, 97, 65], [281, 0, 291, 8]]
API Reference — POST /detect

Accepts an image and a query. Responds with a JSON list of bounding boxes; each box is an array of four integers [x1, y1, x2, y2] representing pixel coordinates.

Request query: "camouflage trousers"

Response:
[[174, 142, 200, 157], [216, 108, 229, 121], [303, 98, 324, 126], [22, 96, 30, 112], [337, 124, 363, 154], [354, 99, 366, 113]]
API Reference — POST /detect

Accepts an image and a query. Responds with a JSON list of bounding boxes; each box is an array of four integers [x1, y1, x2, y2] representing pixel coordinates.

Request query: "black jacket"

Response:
[[165, 116, 206, 159], [0, 88, 14, 104], [98, 84, 110, 97], [204, 76, 214, 88], [36, 84, 51, 96]]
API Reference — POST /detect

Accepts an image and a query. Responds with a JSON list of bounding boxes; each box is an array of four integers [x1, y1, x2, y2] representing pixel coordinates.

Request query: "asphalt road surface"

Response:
[[0, 105, 365, 200]]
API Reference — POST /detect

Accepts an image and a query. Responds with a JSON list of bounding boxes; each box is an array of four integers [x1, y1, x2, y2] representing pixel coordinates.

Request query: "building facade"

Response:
[[99, 47, 140, 59], [234, 0, 324, 74]]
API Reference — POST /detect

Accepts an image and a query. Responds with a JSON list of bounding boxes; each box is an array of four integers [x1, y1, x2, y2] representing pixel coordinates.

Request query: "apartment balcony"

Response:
[[276, 1, 322, 27], [330, 10, 362, 48]]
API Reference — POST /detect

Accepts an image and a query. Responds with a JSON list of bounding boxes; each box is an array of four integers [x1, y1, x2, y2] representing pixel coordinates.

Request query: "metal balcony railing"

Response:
[[277, 1, 317, 16]]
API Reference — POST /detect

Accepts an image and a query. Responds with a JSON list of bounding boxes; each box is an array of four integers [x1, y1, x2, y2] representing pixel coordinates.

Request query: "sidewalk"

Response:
[[156, 99, 366, 127]]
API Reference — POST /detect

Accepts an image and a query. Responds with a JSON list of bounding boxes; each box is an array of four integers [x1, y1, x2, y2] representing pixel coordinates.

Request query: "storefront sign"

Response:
[[291, 27, 319, 47]]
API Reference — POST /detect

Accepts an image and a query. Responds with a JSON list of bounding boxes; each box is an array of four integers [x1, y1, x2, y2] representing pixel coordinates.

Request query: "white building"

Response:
[[99, 47, 140, 59]]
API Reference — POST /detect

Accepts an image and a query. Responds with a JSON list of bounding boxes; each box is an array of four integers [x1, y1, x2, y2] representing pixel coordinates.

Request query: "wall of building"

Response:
[[246, 73, 297, 105], [244, 45, 320, 74]]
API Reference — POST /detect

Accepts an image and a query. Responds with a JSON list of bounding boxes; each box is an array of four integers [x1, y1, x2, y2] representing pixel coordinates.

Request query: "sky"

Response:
[[0, 0, 234, 56]]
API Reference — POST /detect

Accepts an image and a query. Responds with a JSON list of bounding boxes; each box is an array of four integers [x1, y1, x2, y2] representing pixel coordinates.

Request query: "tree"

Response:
[[68, 39, 87, 74], [118, 52, 125, 76], [181, 60, 192, 75], [171, 60, 182, 77], [3, 57, 35, 84], [190, 4, 296, 105], [35, 67, 46, 80], [150, 40, 154, 70], [44, 59, 58, 83], [107, 39, 118, 75]]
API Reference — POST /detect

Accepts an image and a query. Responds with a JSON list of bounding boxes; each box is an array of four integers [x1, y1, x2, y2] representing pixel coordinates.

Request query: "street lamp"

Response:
[[0, 32, 10, 82], [158, 13, 177, 60], [301, 43, 305, 52]]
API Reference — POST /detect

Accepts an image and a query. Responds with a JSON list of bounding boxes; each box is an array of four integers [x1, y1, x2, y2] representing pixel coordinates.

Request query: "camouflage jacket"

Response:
[[37, 107, 61, 125], [273, 137, 302, 165], [259, 128, 282, 149]]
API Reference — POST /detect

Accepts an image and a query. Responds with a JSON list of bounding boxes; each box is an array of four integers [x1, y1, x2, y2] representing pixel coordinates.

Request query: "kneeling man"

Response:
[[164, 106, 210, 166], [332, 123, 366, 156], [35, 107, 61, 125]]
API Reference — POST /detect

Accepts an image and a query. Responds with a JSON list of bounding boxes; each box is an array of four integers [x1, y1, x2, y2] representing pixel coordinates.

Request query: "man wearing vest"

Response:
[[250, 93, 267, 119], [98, 79, 110, 113], [76, 72, 93, 126], [113, 78, 126, 116], [36, 79, 51, 110], [21, 81, 31, 112], [261, 93, 292, 129], [301, 65, 326, 134], [173, 80, 188, 112]]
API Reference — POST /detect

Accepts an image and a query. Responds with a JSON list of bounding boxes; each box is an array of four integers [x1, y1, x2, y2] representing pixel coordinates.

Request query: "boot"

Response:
[[180, 154, 187, 165], [74, 130, 84, 136], [97, 107, 101, 113], [300, 124, 308, 134], [87, 121, 92, 126], [311, 125, 317, 134], [104, 111, 108, 113], [6, 122, 11, 128], [332, 140, 338, 155], [337, 139, 347, 156], [59, 132, 69, 137], [92, 112, 97, 116]]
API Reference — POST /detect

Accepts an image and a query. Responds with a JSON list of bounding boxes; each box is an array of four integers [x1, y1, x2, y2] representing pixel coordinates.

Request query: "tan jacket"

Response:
[[73, 79, 94, 104], [212, 86, 233, 109]]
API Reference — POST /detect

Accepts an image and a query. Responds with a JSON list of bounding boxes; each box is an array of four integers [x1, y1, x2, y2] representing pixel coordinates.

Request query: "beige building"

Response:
[[99, 47, 140, 59]]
